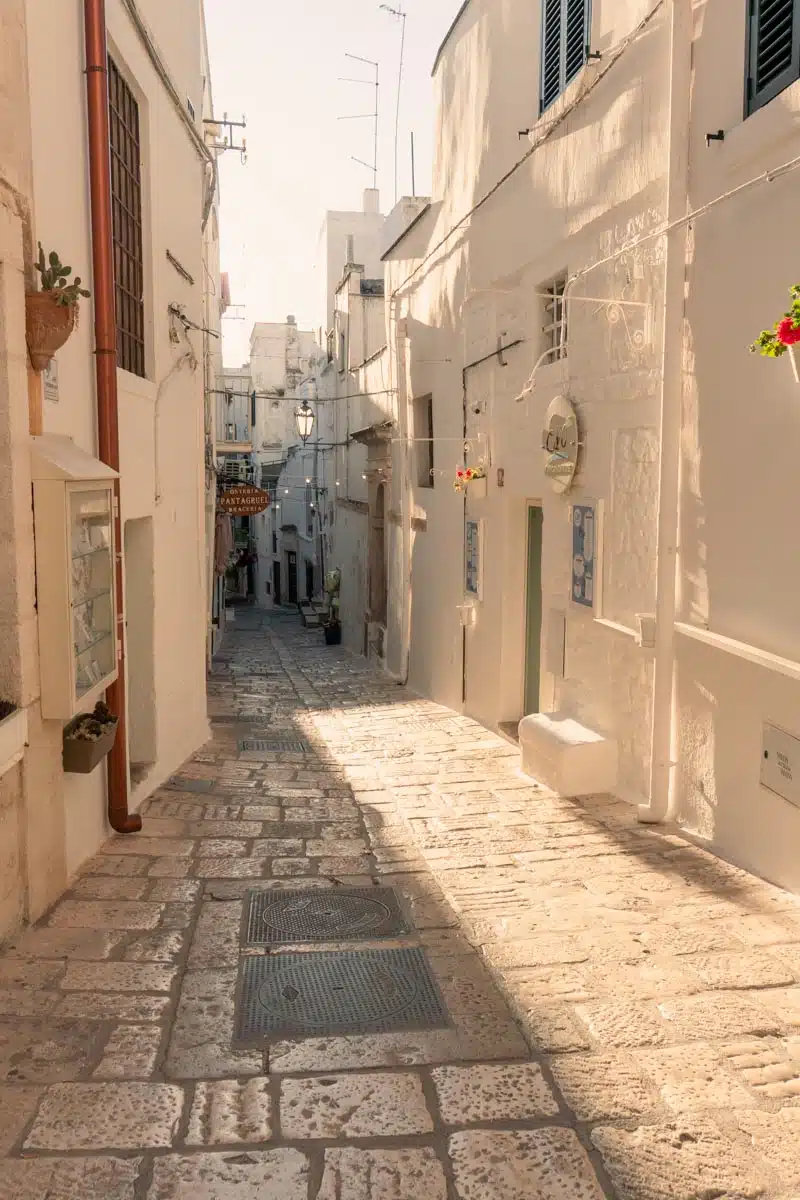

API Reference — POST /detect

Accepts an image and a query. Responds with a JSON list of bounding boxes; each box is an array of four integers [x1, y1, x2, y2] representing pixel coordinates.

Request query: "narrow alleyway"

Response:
[[0, 609, 799, 1198]]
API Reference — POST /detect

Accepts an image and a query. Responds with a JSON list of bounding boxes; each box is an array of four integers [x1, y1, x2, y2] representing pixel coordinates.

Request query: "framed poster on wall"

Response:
[[571, 502, 602, 611], [465, 518, 483, 600]]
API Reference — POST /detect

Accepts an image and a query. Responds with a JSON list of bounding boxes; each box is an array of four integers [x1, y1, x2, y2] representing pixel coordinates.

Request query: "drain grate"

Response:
[[234, 947, 450, 1041], [239, 738, 310, 753], [244, 888, 411, 946]]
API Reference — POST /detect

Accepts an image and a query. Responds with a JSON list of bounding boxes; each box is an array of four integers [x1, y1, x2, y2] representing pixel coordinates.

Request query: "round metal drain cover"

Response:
[[256, 953, 419, 1031], [261, 893, 393, 940]]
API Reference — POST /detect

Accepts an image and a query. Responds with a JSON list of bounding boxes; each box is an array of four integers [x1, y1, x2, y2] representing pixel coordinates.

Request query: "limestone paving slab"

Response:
[[93, 1025, 164, 1079], [147, 1150, 308, 1199], [548, 1051, 657, 1121], [61, 961, 177, 993], [24, 1081, 183, 1150], [186, 1079, 273, 1145], [432, 1061, 559, 1124], [316, 1147, 448, 1200], [448, 1128, 606, 1200], [48, 901, 164, 930], [592, 1118, 773, 1200], [0, 1082, 42, 1152], [0, 1156, 141, 1200], [0, 1019, 102, 1082], [280, 1071, 433, 1138]]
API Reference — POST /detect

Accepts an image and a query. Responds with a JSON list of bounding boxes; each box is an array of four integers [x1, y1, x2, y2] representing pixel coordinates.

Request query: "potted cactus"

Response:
[[26, 244, 91, 371]]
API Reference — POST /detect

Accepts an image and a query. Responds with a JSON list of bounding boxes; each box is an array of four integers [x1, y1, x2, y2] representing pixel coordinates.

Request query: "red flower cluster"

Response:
[[777, 317, 800, 346]]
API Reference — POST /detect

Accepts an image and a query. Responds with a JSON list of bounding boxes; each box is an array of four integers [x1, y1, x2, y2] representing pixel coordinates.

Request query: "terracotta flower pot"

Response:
[[25, 291, 77, 371]]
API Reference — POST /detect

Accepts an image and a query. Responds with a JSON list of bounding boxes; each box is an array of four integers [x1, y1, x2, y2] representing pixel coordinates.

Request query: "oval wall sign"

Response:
[[541, 394, 579, 494], [219, 483, 271, 516]]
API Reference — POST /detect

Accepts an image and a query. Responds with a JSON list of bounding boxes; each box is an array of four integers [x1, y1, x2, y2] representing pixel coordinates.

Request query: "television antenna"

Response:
[[380, 5, 406, 204], [338, 53, 379, 189]]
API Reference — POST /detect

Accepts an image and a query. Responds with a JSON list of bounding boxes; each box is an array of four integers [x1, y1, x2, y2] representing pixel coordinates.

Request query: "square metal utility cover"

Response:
[[238, 738, 310, 753], [244, 887, 412, 947], [234, 947, 450, 1042]]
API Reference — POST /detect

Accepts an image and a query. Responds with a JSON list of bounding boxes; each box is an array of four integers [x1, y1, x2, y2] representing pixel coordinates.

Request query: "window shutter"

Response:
[[565, 0, 588, 85], [541, 0, 590, 113], [541, 0, 563, 111], [748, 0, 800, 113]]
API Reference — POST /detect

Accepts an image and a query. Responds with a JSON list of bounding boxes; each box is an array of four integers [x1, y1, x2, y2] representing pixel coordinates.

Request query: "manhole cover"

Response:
[[239, 739, 310, 753], [244, 888, 411, 946], [234, 947, 450, 1041]]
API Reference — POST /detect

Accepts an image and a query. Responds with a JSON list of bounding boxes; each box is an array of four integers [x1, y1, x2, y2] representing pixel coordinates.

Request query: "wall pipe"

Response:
[[637, 0, 692, 825], [84, 0, 142, 834]]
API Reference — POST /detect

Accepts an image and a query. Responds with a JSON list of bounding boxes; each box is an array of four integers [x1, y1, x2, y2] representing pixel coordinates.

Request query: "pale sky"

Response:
[[203, 0, 458, 366]]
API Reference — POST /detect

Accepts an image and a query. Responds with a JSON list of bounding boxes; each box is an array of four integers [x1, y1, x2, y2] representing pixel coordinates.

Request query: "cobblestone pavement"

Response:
[[1, 608, 800, 1198]]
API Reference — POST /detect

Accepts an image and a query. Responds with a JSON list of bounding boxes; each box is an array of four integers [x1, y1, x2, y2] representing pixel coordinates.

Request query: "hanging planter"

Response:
[[751, 283, 800, 383], [0, 702, 28, 778], [453, 465, 487, 495], [63, 701, 118, 774], [25, 244, 90, 371]]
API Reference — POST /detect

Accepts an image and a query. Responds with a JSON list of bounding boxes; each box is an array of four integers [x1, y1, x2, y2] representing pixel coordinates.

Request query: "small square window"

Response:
[[541, 276, 567, 362]]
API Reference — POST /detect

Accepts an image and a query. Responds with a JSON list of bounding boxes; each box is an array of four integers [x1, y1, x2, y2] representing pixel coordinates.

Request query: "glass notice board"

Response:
[[70, 489, 115, 700]]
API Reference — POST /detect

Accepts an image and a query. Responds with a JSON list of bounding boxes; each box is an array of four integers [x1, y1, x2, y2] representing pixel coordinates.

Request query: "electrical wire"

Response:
[[389, 0, 666, 302]]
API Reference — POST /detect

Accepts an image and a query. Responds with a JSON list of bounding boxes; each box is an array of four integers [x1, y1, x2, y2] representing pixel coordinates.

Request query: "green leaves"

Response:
[[34, 242, 91, 305], [751, 282, 800, 358]]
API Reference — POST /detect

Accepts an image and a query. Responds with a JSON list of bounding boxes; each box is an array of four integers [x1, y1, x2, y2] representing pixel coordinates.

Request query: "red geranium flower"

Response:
[[777, 317, 800, 346]]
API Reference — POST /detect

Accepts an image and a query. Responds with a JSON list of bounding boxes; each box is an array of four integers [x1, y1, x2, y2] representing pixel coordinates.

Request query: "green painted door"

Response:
[[524, 507, 544, 714]]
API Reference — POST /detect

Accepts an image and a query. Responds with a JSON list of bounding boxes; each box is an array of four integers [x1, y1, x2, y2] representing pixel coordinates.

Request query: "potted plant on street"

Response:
[[323, 614, 342, 646], [26, 244, 91, 371], [62, 701, 118, 774], [0, 701, 28, 778]]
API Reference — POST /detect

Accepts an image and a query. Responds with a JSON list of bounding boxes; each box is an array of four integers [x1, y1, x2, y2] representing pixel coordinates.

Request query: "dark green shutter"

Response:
[[541, 0, 590, 113], [748, 0, 800, 113]]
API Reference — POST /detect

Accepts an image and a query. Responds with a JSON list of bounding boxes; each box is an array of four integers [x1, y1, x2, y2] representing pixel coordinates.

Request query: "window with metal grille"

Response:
[[108, 57, 145, 377], [541, 0, 591, 113], [747, 0, 800, 114], [541, 277, 568, 361]]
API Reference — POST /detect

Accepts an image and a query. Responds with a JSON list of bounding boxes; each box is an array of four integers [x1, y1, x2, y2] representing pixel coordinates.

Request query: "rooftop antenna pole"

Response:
[[411, 131, 416, 197], [342, 53, 379, 189], [380, 5, 406, 204]]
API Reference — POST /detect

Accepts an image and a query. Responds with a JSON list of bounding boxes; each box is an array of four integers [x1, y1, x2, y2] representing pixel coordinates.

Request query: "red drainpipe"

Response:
[[84, 0, 141, 834]]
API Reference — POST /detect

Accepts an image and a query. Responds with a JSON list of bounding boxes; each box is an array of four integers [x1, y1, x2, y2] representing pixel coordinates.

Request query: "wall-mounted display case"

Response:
[[31, 435, 119, 720]]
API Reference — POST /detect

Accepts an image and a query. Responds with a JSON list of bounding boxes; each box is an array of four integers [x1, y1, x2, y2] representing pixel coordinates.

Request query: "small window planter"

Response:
[[0, 703, 28, 778], [63, 702, 118, 774]]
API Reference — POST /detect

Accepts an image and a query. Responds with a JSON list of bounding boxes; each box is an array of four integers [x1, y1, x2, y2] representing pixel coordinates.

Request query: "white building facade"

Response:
[[0, 0, 222, 940], [352, 0, 800, 894]]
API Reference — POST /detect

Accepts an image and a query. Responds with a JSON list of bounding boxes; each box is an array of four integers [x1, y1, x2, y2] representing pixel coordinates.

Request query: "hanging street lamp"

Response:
[[295, 400, 315, 443]]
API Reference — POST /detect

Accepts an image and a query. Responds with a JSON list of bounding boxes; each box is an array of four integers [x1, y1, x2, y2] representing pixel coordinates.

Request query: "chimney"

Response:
[[345, 234, 355, 266], [363, 188, 380, 214]]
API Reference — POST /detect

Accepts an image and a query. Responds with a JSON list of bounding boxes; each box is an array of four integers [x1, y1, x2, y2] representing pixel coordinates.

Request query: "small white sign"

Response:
[[761, 723, 800, 809], [43, 358, 59, 403]]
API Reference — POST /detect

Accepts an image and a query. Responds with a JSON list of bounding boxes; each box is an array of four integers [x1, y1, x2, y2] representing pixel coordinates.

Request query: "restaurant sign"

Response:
[[219, 484, 271, 516], [541, 394, 579, 494]]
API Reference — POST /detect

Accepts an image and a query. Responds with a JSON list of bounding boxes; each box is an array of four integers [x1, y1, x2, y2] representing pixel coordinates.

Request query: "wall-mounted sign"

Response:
[[43, 358, 59, 404], [762, 722, 800, 809], [542, 394, 579, 494], [572, 504, 596, 609], [219, 483, 270, 516], [465, 519, 483, 599]]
